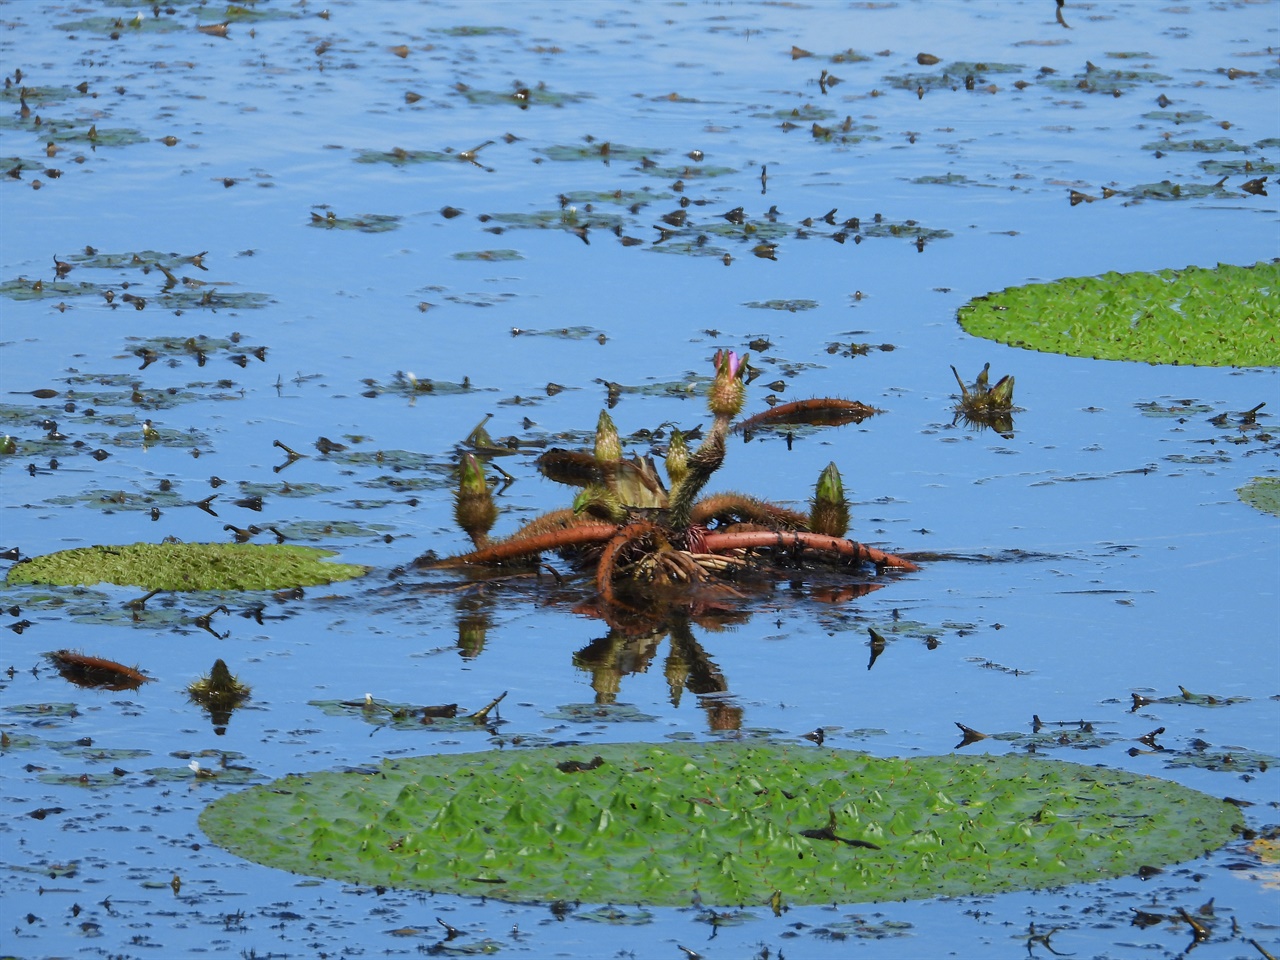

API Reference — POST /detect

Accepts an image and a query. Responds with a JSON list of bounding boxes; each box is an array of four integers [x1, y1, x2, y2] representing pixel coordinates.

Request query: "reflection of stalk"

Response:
[[668, 615, 728, 696], [701, 530, 920, 571]]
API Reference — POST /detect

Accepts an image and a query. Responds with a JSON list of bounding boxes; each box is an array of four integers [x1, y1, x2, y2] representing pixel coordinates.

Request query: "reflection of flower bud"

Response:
[[454, 454, 497, 545], [594, 410, 622, 463], [665, 429, 688, 488], [708, 350, 748, 417], [809, 461, 850, 538]]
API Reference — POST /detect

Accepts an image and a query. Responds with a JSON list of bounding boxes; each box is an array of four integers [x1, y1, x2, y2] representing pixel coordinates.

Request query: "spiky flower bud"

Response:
[[708, 349, 748, 418], [453, 453, 498, 545], [573, 485, 627, 523], [665, 429, 688, 488], [594, 410, 622, 463], [987, 374, 1015, 408], [808, 461, 850, 538]]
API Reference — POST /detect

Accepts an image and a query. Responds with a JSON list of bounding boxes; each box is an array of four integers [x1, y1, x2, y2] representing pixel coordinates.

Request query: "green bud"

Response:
[[454, 454, 497, 544], [665, 430, 688, 488], [809, 461, 850, 538], [594, 410, 622, 463]]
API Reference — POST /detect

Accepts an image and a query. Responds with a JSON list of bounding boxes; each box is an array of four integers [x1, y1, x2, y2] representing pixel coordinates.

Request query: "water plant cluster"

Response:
[[417, 351, 918, 617]]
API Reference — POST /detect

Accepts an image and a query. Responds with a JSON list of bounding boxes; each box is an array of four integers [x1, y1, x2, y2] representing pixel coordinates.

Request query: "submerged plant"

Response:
[[417, 352, 918, 610]]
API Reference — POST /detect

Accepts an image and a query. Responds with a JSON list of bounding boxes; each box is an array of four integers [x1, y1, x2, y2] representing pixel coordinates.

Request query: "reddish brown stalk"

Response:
[[421, 521, 618, 568], [734, 398, 880, 434], [595, 521, 661, 606], [44, 650, 152, 691], [701, 530, 920, 572]]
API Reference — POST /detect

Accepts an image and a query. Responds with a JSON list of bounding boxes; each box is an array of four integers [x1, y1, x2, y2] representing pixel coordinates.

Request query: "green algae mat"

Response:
[[6, 542, 368, 591], [958, 260, 1278, 367], [199, 741, 1240, 906]]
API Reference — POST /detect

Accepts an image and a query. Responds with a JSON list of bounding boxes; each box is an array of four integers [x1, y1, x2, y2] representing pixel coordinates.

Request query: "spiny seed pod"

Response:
[[665, 429, 688, 488], [708, 350, 748, 418], [594, 410, 622, 463], [808, 461, 850, 538], [454, 453, 498, 545]]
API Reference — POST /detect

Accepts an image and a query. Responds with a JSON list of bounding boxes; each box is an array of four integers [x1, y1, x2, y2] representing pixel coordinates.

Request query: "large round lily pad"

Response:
[[958, 261, 1279, 366], [7, 542, 368, 591], [198, 741, 1240, 906]]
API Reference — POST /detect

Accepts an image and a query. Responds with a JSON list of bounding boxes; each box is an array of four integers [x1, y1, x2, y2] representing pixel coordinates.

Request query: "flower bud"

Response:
[[594, 410, 622, 463], [809, 461, 850, 538], [708, 349, 748, 418], [665, 429, 688, 488], [453, 453, 497, 544]]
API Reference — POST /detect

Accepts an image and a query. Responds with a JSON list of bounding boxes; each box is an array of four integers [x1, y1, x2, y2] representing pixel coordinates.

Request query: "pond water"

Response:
[[1, 0, 1277, 957]]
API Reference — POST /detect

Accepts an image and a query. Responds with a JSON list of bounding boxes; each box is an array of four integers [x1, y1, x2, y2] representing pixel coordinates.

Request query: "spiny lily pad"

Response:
[[6, 542, 369, 591], [1237, 477, 1280, 517], [958, 261, 1280, 367], [199, 741, 1241, 907]]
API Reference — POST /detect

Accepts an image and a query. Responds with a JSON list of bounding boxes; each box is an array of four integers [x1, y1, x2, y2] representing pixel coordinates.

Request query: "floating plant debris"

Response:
[[199, 741, 1242, 906], [43, 650, 151, 691], [7, 542, 369, 591], [958, 261, 1280, 367]]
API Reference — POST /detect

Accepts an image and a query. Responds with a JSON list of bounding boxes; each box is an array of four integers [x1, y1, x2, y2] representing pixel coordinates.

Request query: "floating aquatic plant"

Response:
[[43, 650, 152, 691], [957, 261, 1279, 367], [416, 352, 917, 615], [188, 659, 251, 731], [1237, 477, 1280, 517], [7, 542, 369, 591], [199, 741, 1242, 906], [950, 362, 1016, 436]]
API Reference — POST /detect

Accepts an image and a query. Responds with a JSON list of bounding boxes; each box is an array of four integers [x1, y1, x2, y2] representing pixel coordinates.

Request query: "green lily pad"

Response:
[[744, 299, 819, 312], [1237, 477, 1280, 516], [200, 741, 1241, 907], [56, 14, 186, 34], [46, 125, 149, 147], [958, 261, 1280, 367], [452, 249, 523, 262], [430, 25, 519, 36], [7, 542, 369, 591], [455, 87, 589, 107], [1142, 137, 1248, 153], [307, 212, 402, 233], [354, 147, 454, 165], [538, 143, 661, 163]]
